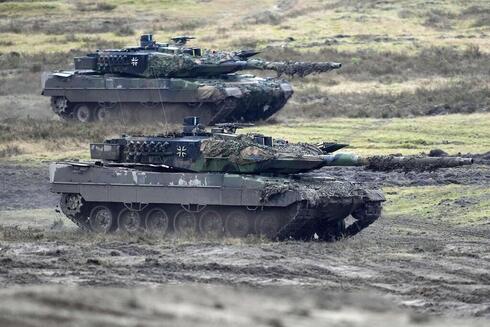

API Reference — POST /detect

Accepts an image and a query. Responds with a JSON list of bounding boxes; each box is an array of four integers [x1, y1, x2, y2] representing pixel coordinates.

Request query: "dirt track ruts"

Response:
[[0, 162, 489, 325]]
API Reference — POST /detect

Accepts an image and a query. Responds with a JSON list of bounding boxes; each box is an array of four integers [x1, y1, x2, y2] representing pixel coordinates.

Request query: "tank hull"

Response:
[[42, 73, 292, 124], [50, 162, 384, 240]]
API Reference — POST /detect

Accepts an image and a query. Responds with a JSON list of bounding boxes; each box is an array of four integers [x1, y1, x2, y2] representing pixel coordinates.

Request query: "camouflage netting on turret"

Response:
[[145, 54, 197, 78], [261, 179, 366, 205], [273, 142, 323, 156], [200, 135, 275, 164], [200, 135, 325, 164], [200, 50, 236, 64], [145, 51, 240, 77]]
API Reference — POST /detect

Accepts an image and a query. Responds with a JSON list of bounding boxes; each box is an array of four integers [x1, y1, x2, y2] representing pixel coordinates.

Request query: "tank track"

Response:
[[58, 195, 382, 241], [58, 194, 91, 231], [51, 98, 285, 124], [276, 201, 383, 241], [63, 212, 91, 231]]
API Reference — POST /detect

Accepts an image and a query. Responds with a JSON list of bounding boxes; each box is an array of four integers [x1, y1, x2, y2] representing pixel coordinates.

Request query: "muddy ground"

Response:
[[0, 162, 489, 326]]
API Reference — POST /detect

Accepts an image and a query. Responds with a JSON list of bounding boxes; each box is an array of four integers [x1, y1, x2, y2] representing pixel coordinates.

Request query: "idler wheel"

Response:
[[117, 208, 143, 233], [60, 193, 83, 217], [255, 210, 283, 239], [198, 209, 224, 237], [74, 104, 93, 123], [174, 210, 198, 236], [89, 205, 115, 233], [51, 96, 69, 114], [224, 209, 251, 238], [144, 207, 170, 234]]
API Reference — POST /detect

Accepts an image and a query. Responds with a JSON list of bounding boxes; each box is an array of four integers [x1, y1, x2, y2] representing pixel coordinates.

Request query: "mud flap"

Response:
[[345, 201, 383, 238], [275, 199, 356, 241]]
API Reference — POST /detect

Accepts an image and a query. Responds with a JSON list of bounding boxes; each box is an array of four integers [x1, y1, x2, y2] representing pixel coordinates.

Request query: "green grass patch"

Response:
[[0, 208, 73, 229], [384, 185, 490, 224], [0, 113, 489, 163], [246, 113, 490, 155]]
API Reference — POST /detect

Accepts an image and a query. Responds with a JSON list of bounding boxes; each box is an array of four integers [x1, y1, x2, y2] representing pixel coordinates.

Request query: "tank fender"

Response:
[[280, 83, 293, 98], [197, 85, 225, 101], [363, 189, 385, 202], [224, 87, 243, 98]]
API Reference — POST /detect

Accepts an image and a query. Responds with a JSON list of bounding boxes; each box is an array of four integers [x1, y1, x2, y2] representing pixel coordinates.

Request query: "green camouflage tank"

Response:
[[49, 117, 472, 240], [42, 34, 340, 124]]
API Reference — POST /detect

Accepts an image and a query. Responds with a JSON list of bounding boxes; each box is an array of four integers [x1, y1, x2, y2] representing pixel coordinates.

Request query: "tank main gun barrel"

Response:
[[319, 153, 474, 171], [245, 59, 342, 77], [362, 155, 473, 172]]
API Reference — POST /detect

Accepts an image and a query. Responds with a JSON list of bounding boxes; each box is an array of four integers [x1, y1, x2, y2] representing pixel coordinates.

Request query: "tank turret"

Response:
[[90, 117, 473, 174], [72, 35, 341, 78], [42, 34, 340, 123], [49, 117, 473, 240]]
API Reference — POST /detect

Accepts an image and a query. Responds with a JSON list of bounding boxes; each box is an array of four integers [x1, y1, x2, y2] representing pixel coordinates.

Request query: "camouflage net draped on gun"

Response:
[[363, 155, 474, 172], [246, 59, 342, 77], [198, 135, 473, 173], [142, 54, 342, 78]]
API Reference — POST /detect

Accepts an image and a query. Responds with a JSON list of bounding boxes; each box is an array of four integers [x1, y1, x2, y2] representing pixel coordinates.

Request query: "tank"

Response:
[[49, 117, 473, 240], [42, 34, 341, 124]]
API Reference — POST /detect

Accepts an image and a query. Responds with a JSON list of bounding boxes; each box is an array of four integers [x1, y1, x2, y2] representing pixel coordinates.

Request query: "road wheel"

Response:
[[74, 104, 93, 123], [89, 205, 115, 233], [173, 210, 198, 236], [95, 106, 109, 122], [144, 207, 170, 234], [198, 209, 224, 237], [117, 208, 143, 233], [255, 210, 283, 239], [224, 209, 251, 238]]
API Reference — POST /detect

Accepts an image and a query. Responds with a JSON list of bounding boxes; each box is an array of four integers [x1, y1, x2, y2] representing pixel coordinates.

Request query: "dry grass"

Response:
[[0, 0, 488, 126], [0, 112, 488, 162], [0, 144, 23, 158]]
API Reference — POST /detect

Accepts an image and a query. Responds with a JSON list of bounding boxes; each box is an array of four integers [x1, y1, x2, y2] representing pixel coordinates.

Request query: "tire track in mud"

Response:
[[1, 215, 490, 317]]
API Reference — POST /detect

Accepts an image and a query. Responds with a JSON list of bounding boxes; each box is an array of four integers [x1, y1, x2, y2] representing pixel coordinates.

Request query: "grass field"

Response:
[[0, 1, 488, 227], [0, 0, 489, 120], [1, 112, 488, 162]]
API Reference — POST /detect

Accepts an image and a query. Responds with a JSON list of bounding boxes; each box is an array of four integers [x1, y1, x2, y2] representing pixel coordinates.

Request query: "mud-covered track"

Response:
[[61, 199, 380, 241]]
